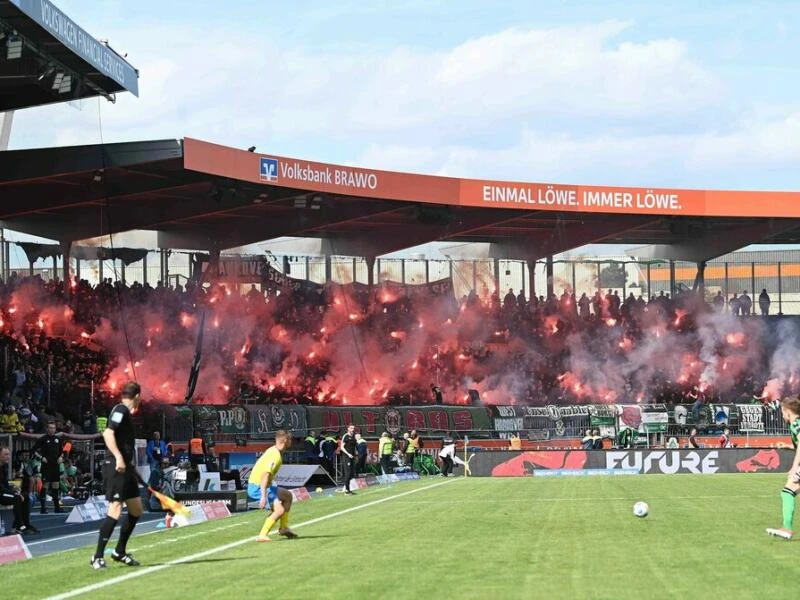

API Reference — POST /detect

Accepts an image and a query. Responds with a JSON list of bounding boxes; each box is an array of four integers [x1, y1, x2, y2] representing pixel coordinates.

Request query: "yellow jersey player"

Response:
[[247, 430, 299, 542], [767, 396, 800, 540]]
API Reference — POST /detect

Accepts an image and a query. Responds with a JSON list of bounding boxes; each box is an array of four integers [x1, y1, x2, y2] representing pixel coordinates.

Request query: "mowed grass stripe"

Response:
[[4, 474, 794, 600], [2, 479, 448, 599], [112, 475, 793, 600]]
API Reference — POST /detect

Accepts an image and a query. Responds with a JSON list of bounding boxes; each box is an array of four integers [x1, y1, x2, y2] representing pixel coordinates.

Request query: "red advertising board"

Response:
[[184, 138, 800, 219], [0, 535, 32, 565], [200, 501, 230, 522]]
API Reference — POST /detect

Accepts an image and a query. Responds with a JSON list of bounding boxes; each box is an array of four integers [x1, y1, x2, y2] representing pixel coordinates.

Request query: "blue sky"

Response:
[[8, 0, 800, 193]]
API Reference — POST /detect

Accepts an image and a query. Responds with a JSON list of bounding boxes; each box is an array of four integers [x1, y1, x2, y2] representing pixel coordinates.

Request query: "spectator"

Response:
[[146, 431, 168, 468], [719, 427, 732, 448], [0, 405, 23, 433], [355, 433, 367, 476], [713, 291, 725, 312], [581, 429, 594, 449], [739, 291, 752, 316], [378, 431, 393, 475], [188, 431, 208, 469], [591, 429, 603, 450], [320, 433, 337, 476], [0, 446, 35, 534], [688, 428, 700, 448], [81, 409, 97, 435], [759, 289, 771, 316]]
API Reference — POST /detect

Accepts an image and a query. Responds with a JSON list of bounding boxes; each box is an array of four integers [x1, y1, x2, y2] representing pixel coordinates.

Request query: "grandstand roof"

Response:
[[0, 0, 138, 110], [0, 137, 799, 261]]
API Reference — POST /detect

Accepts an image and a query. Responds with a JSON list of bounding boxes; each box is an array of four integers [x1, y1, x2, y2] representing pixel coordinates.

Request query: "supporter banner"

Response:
[[248, 405, 308, 438], [203, 255, 267, 280], [492, 406, 525, 435], [264, 263, 324, 294], [473, 448, 794, 477], [193, 406, 250, 435], [379, 278, 454, 298], [711, 405, 730, 426], [306, 406, 491, 436], [641, 405, 668, 433], [738, 405, 765, 433], [521, 405, 593, 437], [492, 405, 617, 437]]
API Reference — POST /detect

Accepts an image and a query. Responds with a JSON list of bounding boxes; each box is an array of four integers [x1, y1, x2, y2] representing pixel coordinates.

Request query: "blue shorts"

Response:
[[248, 483, 278, 508]]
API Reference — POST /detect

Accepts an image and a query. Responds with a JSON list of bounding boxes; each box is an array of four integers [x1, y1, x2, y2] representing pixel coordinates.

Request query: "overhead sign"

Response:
[[9, 0, 139, 96], [184, 138, 800, 219]]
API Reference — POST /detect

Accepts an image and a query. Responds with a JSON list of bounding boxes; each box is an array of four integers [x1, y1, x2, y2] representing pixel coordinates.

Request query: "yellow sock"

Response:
[[280, 513, 289, 530], [259, 516, 277, 538]]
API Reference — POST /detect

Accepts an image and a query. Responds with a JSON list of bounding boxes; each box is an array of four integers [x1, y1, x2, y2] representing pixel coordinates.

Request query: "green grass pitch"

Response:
[[4, 474, 795, 599]]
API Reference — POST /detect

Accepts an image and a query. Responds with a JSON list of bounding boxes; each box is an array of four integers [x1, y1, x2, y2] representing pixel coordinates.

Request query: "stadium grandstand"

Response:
[[1, 3, 799, 598]]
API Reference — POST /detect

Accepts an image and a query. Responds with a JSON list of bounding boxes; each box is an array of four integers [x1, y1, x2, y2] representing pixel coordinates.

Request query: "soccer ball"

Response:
[[315, 487, 323, 494], [633, 501, 649, 518]]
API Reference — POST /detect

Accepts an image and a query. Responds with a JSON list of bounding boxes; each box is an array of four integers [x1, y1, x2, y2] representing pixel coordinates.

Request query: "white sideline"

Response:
[[45, 478, 459, 600]]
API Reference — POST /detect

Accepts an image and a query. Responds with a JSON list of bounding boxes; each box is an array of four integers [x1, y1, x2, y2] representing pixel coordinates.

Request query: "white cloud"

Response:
[[12, 20, 720, 147], [9, 17, 799, 190], [358, 111, 800, 189]]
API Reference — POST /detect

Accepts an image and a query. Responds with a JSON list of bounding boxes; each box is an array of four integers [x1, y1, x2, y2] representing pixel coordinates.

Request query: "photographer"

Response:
[[439, 434, 456, 477]]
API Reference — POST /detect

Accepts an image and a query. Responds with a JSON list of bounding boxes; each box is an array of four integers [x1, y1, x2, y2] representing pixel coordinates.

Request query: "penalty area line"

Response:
[[44, 478, 460, 600]]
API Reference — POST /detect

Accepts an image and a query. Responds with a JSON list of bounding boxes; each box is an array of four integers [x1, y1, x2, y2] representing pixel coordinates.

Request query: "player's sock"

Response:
[[95, 516, 118, 559], [259, 516, 277, 538], [115, 514, 140, 555], [279, 513, 289, 529], [781, 488, 796, 530]]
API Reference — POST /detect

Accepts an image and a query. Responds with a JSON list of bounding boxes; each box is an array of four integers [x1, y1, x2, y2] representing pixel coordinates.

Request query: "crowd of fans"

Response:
[[0, 270, 786, 429]]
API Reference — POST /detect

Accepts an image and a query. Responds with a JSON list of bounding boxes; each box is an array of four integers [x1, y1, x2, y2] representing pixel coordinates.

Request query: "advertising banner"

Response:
[[471, 448, 793, 477], [0, 535, 32, 565], [273, 465, 322, 488], [185, 138, 800, 219], [65, 497, 109, 524], [174, 490, 249, 512], [9, 0, 140, 96]]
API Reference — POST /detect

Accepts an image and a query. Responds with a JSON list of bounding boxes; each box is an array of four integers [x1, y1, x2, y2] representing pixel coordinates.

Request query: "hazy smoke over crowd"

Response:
[[1, 276, 795, 408]]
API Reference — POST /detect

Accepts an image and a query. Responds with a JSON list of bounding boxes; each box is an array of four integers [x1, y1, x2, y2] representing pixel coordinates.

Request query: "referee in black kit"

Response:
[[91, 381, 144, 570], [31, 421, 64, 513], [340, 424, 357, 495]]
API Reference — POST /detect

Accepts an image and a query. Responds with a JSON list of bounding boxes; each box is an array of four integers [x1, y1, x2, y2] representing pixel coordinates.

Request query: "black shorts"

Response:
[[41, 463, 60, 483], [102, 460, 140, 502]]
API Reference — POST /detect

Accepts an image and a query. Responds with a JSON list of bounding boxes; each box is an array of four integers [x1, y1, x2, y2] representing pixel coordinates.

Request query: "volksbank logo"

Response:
[[260, 157, 278, 182], [260, 156, 379, 190]]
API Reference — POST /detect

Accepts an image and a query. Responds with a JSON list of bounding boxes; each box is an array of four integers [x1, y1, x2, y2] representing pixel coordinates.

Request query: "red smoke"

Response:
[[1, 278, 797, 408]]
